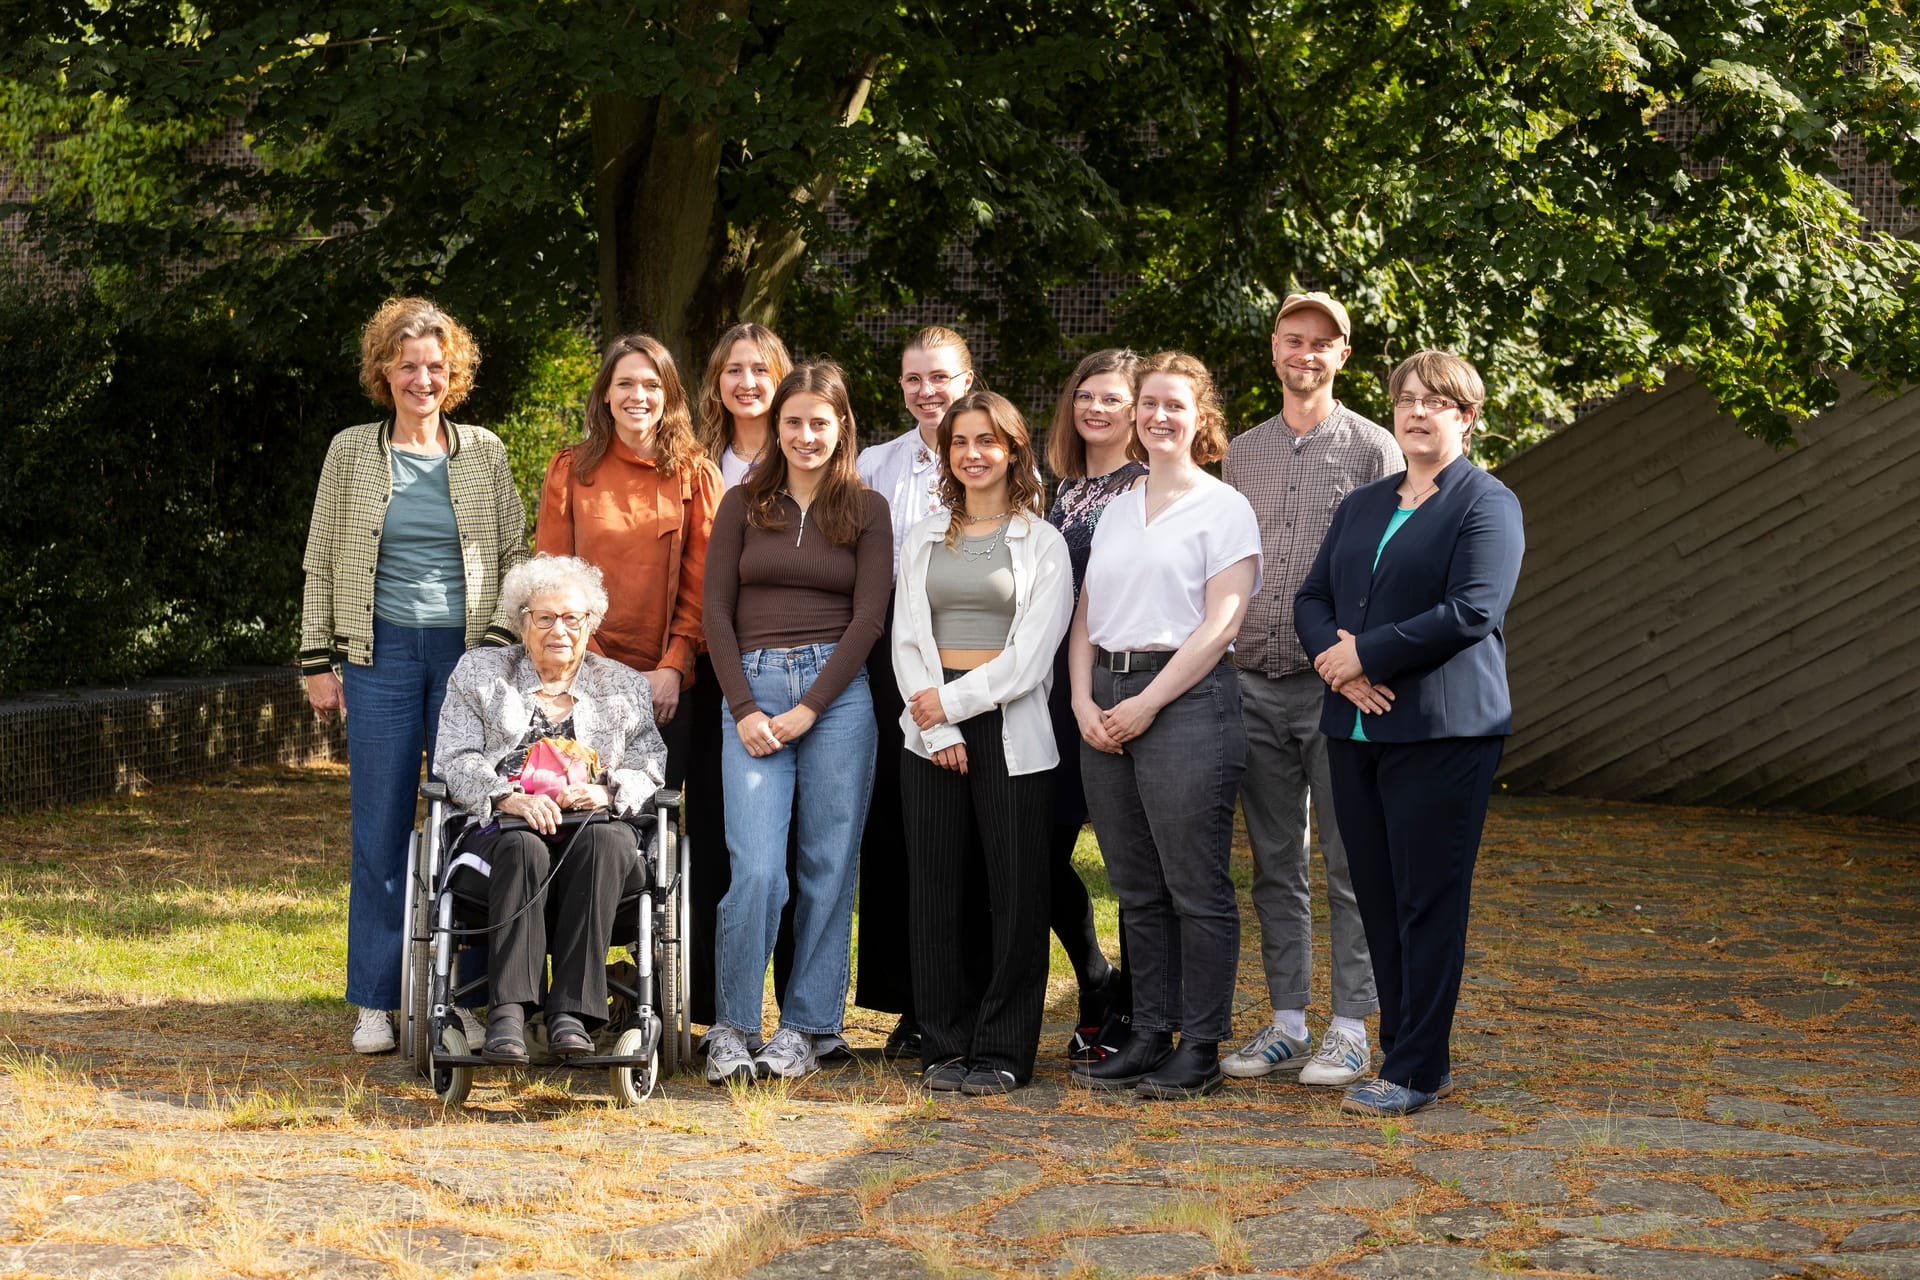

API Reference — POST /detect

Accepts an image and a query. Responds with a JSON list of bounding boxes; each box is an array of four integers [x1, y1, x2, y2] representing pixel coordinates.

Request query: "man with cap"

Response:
[[1220, 292, 1403, 1086]]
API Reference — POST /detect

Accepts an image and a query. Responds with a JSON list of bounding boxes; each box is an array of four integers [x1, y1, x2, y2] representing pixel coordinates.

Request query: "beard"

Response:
[[1282, 364, 1332, 395]]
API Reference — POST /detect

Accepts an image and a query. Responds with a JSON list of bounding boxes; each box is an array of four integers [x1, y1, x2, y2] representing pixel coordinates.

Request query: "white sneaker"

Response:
[[705, 1025, 757, 1086], [1299, 1025, 1371, 1086], [1220, 1023, 1312, 1079], [754, 1027, 817, 1080], [351, 1007, 396, 1054]]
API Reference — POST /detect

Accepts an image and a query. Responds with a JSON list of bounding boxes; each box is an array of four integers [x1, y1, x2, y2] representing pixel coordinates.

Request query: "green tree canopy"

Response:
[[5, 0, 1919, 451]]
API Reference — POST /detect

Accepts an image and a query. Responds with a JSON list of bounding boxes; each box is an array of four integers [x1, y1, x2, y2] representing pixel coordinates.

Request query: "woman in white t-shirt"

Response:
[[1066, 350, 1262, 1101]]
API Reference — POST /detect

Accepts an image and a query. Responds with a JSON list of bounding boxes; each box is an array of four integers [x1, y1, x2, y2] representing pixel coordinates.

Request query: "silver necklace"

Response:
[[958, 514, 1012, 562]]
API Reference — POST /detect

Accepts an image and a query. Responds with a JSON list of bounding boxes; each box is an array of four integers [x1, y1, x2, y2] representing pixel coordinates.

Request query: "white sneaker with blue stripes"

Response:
[[1299, 1024, 1371, 1086], [1220, 1023, 1313, 1079]]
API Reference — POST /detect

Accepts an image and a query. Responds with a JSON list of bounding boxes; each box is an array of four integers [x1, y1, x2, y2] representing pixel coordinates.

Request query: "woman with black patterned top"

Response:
[[1043, 348, 1146, 1063]]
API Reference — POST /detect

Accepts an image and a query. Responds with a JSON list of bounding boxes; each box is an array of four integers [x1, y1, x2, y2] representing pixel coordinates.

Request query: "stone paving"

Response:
[[2, 789, 1917, 1278]]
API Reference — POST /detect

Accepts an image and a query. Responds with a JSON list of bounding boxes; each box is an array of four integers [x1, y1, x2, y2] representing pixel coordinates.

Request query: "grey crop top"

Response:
[[927, 528, 1016, 648]]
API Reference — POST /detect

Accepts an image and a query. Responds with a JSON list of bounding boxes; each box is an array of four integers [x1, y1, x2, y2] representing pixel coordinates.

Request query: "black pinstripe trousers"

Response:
[[902, 702, 1053, 1080]]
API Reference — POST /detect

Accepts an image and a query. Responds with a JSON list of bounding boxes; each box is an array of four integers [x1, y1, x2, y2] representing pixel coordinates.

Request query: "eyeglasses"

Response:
[[1393, 394, 1461, 413], [523, 609, 590, 632], [900, 372, 962, 391], [1072, 391, 1132, 411]]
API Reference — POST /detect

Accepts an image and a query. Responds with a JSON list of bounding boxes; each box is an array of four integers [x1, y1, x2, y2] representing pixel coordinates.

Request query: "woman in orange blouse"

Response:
[[535, 334, 723, 762]]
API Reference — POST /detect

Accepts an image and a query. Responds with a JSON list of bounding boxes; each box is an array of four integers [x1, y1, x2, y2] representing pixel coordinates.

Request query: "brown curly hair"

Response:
[[358, 296, 480, 412], [569, 333, 702, 482], [935, 391, 1046, 549], [1127, 350, 1229, 467]]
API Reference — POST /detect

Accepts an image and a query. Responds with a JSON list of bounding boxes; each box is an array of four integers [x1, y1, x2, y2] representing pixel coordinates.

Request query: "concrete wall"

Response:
[[1494, 372, 1920, 821]]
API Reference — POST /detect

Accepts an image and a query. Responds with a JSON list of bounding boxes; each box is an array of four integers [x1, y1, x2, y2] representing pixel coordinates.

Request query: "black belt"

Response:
[[1096, 647, 1174, 674]]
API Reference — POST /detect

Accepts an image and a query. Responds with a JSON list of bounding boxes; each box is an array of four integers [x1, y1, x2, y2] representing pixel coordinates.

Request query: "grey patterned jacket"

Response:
[[433, 646, 667, 825]]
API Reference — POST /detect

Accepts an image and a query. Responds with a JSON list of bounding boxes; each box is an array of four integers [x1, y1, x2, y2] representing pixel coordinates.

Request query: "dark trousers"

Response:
[[1080, 661, 1246, 1043], [854, 596, 915, 1017], [903, 702, 1052, 1079], [1326, 735, 1503, 1094], [479, 821, 635, 1023], [684, 654, 795, 1026]]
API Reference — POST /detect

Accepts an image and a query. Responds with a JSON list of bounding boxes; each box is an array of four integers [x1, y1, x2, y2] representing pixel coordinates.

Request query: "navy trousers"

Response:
[[1326, 735, 1503, 1094]]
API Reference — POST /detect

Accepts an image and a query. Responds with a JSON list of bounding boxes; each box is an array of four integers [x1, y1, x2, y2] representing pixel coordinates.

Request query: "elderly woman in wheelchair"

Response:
[[433, 553, 668, 1066]]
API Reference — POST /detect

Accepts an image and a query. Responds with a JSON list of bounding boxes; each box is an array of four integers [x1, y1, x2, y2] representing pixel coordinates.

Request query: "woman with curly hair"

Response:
[[299, 296, 526, 1055], [534, 334, 723, 758], [892, 390, 1073, 1094]]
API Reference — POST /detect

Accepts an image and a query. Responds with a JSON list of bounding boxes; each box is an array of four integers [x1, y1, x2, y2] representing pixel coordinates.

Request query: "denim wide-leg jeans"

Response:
[[715, 644, 877, 1036], [340, 617, 466, 1010]]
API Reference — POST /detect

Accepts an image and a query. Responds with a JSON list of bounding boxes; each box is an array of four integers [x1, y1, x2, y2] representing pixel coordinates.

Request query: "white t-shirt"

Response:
[[718, 445, 756, 491], [1084, 472, 1263, 651]]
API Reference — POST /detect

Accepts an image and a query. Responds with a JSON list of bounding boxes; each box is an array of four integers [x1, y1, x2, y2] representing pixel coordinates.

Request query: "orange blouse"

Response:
[[534, 438, 722, 684]]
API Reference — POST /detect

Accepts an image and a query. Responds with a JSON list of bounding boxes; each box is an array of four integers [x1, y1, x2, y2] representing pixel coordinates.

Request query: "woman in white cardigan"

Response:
[[892, 390, 1074, 1095]]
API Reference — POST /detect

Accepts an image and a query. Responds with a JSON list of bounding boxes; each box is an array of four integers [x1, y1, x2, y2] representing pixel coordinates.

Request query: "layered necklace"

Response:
[[958, 509, 1013, 562]]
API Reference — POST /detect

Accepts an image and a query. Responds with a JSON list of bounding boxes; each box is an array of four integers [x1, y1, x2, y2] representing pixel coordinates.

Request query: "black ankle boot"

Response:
[[1136, 1039, 1222, 1100], [483, 1003, 528, 1064], [1070, 1029, 1173, 1090]]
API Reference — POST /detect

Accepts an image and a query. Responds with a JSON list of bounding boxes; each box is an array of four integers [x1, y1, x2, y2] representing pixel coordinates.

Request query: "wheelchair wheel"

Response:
[[657, 821, 684, 1078], [407, 865, 434, 1072], [431, 1022, 473, 1106], [609, 1026, 657, 1105]]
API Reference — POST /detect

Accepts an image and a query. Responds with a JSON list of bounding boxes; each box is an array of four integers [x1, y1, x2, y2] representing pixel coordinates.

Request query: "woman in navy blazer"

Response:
[[1294, 350, 1524, 1117]]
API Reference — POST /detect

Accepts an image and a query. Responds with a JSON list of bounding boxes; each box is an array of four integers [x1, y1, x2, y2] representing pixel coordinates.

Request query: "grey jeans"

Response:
[[1080, 661, 1246, 1042], [1236, 668, 1378, 1018]]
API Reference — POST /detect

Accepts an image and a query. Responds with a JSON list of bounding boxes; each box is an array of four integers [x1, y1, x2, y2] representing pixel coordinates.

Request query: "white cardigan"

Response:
[[891, 510, 1075, 776]]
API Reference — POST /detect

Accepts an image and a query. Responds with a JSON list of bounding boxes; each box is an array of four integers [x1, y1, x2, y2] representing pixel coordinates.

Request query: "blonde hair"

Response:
[[1127, 351, 1228, 467], [903, 324, 974, 371], [697, 323, 793, 464], [358, 297, 480, 412]]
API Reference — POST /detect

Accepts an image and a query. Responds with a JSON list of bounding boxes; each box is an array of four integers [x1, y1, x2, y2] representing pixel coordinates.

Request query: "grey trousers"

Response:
[[1080, 661, 1245, 1043], [1236, 668, 1378, 1019]]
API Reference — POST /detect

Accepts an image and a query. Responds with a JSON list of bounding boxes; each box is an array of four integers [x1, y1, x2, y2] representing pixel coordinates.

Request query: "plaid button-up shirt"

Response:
[[1223, 403, 1401, 677], [299, 420, 527, 673]]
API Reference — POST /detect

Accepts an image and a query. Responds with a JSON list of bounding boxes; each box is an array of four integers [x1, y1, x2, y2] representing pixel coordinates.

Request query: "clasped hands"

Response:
[[1073, 692, 1159, 756], [734, 705, 819, 759], [1314, 628, 1394, 716], [497, 782, 608, 836], [908, 688, 969, 773]]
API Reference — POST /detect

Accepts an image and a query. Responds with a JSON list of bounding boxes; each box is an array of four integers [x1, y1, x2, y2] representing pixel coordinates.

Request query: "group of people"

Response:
[[300, 289, 1524, 1118]]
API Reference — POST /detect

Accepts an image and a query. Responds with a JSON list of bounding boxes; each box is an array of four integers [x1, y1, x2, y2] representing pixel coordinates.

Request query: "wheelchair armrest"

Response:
[[651, 788, 681, 815], [495, 809, 607, 833], [419, 782, 449, 802]]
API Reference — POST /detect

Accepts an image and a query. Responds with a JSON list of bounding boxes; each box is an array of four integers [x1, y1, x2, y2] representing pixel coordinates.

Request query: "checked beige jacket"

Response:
[[299, 420, 527, 674]]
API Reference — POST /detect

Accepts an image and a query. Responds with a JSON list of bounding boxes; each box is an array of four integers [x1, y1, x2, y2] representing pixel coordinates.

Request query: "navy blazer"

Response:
[[1294, 453, 1524, 741]]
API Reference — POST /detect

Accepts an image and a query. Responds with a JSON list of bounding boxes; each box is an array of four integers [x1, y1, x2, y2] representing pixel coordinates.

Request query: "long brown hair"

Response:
[[1127, 350, 1229, 466], [570, 333, 701, 483], [697, 323, 793, 464], [936, 391, 1046, 550], [742, 362, 872, 548], [1046, 348, 1140, 479]]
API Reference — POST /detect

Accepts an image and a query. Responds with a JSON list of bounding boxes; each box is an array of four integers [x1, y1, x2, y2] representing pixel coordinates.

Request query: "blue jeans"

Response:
[[716, 644, 876, 1035], [341, 617, 466, 1010]]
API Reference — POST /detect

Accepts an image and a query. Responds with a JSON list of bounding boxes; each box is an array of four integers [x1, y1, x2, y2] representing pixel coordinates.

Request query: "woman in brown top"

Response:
[[701, 361, 892, 1084]]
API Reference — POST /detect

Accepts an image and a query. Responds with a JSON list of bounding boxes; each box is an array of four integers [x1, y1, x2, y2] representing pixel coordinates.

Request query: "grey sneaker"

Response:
[[705, 1025, 757, 1086], [1221, 1023, 1313, 1079], [1299, 1025, 1371, 1086], [754, 1027, 818, 1080], [351, 1007, 396, 1054]]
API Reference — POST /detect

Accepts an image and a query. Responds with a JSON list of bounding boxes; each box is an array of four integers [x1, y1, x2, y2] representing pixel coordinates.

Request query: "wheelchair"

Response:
[[399, 782, 692, 1105]]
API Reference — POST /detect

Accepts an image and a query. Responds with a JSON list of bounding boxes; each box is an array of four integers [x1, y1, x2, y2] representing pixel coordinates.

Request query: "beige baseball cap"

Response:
[[1275, 291, 1351, 341]]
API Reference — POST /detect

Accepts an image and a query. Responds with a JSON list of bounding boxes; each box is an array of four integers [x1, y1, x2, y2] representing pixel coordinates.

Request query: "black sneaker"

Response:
[[961, 1066, 1021, 1096], [920, 1058, 967, 1091]]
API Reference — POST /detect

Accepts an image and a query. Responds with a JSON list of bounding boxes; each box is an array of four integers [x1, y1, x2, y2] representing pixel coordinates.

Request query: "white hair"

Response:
[[499, 554, 609, 625]]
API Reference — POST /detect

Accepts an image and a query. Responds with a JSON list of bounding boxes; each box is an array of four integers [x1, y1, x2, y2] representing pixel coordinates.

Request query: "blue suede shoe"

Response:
[[1340, 1076, 1440, 1117]]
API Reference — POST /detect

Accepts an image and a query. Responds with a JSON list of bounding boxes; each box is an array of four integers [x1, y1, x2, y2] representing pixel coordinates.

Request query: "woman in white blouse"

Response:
[[1066, 351, 1262, 1101], [892, 390, 1074, 1094]]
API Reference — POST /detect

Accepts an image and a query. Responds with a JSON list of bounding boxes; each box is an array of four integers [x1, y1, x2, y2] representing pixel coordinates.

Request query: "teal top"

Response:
[[1351, 505, 1418, 742], [373, 448, 467, 628]]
